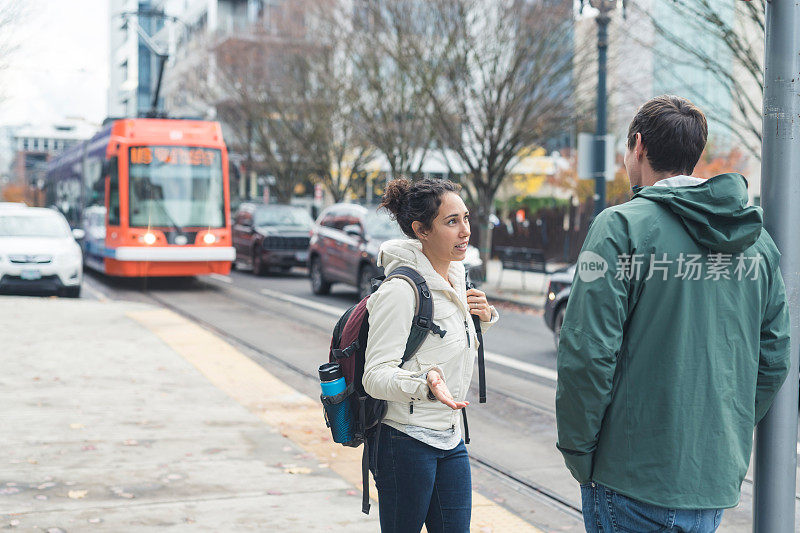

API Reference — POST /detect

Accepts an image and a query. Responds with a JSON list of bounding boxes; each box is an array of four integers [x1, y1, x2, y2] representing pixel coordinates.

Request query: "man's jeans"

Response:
[[367, 424, 471, 533], [581, 482, 723, 533]]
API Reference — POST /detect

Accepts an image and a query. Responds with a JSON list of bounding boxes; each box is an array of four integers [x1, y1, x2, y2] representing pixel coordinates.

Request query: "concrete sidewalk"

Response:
[[0, 297, 539, 532]]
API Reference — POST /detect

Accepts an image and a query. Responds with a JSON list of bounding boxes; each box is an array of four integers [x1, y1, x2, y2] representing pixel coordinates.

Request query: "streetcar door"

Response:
[[105, 156, 121, 229]]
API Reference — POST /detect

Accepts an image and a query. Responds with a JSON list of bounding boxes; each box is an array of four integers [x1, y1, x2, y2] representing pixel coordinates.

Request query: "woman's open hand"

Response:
[[427, 369, 468, 410]]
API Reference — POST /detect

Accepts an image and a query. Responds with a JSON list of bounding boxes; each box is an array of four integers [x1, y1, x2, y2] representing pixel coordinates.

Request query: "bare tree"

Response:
[[175, 0, 373, 204], [392, 0, 576, 266], [0, 1, 24, 101], [338, 1, 439, 181], [629, 0, 764, 160]]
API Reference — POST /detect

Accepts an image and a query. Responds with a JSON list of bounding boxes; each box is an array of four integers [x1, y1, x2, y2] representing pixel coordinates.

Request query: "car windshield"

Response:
[[364, 211, 405, 240], [254, 206, 313, 228], [0, 214, 70, 238], [129, 145, 225, 229]]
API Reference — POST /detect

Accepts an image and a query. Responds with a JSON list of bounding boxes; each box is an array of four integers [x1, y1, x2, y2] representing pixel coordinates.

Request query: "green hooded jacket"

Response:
[[555, 173, 791, 509]]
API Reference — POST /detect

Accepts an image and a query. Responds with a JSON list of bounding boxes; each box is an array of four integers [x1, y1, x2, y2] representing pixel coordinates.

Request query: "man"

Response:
[[556, 95, 791, 532]]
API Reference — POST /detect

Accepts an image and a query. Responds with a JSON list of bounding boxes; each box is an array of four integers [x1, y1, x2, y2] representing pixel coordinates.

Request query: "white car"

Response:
[[0, 207, 84, 297]]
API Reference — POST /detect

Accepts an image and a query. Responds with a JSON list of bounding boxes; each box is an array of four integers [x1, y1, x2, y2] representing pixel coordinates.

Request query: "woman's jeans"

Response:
[[367, 424, 471, 533], [581, 482, 724, 533]]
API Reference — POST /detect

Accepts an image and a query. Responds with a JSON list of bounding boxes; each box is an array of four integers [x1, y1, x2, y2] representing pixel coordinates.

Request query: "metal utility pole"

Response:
[[593, 4, 610, 217], [580, 1, 627, 217], [754, 2, 800, 532]]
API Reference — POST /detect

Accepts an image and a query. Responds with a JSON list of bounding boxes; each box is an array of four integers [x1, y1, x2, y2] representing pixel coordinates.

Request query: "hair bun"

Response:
[[380, 178, 411, 218]]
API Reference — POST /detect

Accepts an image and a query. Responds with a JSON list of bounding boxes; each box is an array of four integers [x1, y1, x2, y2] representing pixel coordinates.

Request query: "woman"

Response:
[[363, 177, 499, 532]]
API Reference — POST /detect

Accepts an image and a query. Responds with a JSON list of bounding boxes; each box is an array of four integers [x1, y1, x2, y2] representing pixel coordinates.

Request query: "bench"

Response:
[[496, 246, 549, 290]]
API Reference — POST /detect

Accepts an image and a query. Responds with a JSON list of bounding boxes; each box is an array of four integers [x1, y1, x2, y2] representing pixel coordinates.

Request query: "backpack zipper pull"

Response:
[[409, 402, 414, 414], [464, 320, 470, 347]]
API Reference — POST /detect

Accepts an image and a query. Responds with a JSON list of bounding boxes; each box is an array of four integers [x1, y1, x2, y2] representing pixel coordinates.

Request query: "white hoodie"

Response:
[[363, 239, 498, 431]]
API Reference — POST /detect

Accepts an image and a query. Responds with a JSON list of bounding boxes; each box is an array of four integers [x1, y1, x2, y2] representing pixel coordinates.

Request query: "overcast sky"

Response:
[[0, 0, 109, 127]]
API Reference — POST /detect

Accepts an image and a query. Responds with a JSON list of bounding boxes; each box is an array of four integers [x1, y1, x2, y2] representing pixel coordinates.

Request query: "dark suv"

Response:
[[543, 264, 574, 349], [308, 204, 404, 299], [309, 203, 484, 300], [232, 203, 313, 275]]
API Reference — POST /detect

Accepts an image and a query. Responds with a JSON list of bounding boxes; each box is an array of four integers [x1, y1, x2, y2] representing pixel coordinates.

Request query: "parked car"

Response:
[[542, 264, 575, 350], [309, 203, 484, 300], [0, 207, 84, 297], [232, 203, 314, 275]]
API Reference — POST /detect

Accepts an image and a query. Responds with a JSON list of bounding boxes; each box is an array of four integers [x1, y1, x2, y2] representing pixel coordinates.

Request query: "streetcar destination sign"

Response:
[[129, 146, 218, 166]]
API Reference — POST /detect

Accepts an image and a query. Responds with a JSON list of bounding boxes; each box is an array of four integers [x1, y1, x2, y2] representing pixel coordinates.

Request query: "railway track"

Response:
[[84, 272, 586, 525]]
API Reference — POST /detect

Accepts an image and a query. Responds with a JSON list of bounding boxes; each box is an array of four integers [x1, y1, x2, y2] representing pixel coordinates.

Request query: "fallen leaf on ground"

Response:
[[68, 490, 88, 499], [69, 423, 84, 430], [283, 467, 312, 475]]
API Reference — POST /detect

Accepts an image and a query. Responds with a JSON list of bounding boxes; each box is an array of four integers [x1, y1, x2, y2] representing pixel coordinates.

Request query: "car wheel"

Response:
[[358, 266, 375, 301], [63, 286, 81, 298], [253, 249, 267, 276], [310, 256, 331, 295], [553, 305, 565, 351]]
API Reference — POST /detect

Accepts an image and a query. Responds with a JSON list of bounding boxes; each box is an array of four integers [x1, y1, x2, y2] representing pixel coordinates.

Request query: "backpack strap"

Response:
[[461, 407, 470, 444], [466, 279, 487, 404], [382, 266, 446, 361], [358, 396, 371, 514]]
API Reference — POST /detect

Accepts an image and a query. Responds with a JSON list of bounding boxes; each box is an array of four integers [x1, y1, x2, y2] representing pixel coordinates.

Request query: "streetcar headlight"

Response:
[[203, 233, 217, 244], [142, 232, 157, 245]]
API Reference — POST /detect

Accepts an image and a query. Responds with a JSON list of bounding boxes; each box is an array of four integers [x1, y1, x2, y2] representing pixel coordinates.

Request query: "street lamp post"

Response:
[[581, 0, 625, 217], [593, 5, 610, 216]]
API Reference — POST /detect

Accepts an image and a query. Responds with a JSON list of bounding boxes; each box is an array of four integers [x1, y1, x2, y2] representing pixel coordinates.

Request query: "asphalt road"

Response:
[[74, 265, 800, 532]]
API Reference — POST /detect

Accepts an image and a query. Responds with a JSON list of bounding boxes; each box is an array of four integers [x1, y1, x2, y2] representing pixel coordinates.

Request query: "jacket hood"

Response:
[[633, 173, 762, 253], [377, 238, 465, 293]]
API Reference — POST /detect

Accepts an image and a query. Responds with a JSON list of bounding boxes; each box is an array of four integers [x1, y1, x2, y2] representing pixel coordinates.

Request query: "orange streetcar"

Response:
[[47, 118, 234, 277]]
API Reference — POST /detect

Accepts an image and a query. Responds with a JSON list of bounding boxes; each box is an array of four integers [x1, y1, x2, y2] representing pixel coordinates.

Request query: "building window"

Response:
[[23, 139, 28, 150]]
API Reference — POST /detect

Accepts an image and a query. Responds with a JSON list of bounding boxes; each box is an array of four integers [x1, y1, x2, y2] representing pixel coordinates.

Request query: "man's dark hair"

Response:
[[626, 95, 708, 175]]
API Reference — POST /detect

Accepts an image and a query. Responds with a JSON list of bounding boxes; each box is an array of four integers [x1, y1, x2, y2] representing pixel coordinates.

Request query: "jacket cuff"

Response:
[[480, 306, 499, 332], [557, 445, 593, 484], [423, 366, 445, 401]]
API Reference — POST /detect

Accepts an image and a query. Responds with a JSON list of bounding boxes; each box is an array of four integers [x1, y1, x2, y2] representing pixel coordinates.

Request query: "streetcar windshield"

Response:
[[128, 146, 225, 229]]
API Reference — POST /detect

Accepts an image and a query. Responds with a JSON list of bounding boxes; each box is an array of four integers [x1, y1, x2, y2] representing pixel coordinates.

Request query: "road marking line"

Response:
[[485, 350, 557, 382], [260, 287, 347, 317], [207, 273, 233, 284], [81, 279, 109, 302], [259, 287, 559, 382]]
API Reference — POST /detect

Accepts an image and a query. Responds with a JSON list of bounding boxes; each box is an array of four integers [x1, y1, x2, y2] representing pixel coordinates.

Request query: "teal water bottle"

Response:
[[319, 363, 354, 443]]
